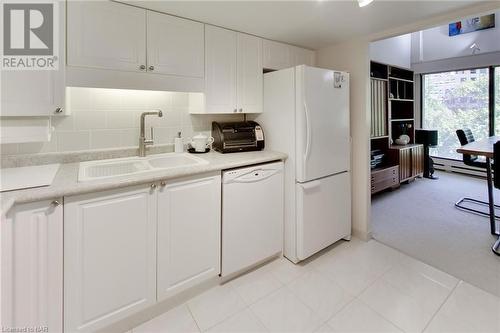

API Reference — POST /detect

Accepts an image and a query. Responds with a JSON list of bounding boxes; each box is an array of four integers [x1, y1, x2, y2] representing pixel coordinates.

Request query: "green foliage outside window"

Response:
[[423, 69, 492, 160]]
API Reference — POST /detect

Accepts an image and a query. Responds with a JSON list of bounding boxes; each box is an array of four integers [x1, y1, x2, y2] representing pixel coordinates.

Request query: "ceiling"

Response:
[[123, 1, 497, 50]]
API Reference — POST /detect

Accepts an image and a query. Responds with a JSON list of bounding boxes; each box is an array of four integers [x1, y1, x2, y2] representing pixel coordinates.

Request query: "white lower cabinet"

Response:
[[157, 174, 221, 300], [1, 199, 63, 333], [64, 185, 157, 333], [63, 173, 221, 332]]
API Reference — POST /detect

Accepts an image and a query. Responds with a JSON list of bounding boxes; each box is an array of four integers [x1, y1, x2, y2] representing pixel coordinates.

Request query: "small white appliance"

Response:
[[255, 65, 351, 263], [221, 162, 284, 277]]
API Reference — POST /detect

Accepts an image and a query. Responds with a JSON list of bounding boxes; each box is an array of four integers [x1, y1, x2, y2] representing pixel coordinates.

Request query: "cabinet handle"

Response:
[[54, 107, 63, 114], [233, 109, 237, 113], [150, 183, 157, 190], [160, 181, 166, 187], [148, 65, 155, 71], [239, 108, 243, 113], [139, 65, 146, 70], [51, 200, 61, 207]]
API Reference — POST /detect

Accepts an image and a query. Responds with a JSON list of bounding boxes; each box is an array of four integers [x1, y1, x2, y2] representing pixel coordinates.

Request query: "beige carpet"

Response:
[[371, 171, 500, 297]]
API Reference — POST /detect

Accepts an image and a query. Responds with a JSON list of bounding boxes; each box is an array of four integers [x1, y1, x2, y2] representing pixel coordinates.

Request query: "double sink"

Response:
[[78, 153, 208, 182]]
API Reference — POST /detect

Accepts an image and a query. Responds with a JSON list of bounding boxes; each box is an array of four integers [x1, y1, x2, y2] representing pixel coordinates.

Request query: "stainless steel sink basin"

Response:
[[78, 153, 208, 182]]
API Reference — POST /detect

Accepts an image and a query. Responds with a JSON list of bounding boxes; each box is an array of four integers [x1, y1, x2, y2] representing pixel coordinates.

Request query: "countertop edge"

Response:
[[1, 151, 287, 217]]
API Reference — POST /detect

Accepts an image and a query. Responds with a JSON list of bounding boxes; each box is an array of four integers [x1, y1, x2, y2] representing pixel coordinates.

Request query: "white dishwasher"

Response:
[[221, 161, 284, 277]]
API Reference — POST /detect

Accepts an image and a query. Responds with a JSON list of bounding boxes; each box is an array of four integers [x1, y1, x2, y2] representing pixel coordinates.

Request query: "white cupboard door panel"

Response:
[[67, 1, 146, 72], [204, 26, 237, 114], [296, 173, 351, 260], [64, 186, 157, 332], [292, 46, 315, 66], [1, 2, 65, 116], [147, 11, 204, 78], [157, 174, 221, 300], [263, 39, 292, 70], [1, 71, 65, 116], [237, 34, 263, 114], [1, 200, 63, 333]]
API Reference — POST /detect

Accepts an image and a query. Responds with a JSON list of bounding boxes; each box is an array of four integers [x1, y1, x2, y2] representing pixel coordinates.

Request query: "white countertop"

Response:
[[0, 150, 287, 217]]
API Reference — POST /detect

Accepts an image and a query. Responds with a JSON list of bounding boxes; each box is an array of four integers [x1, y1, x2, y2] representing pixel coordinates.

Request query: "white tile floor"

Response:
[[132, 239, 500, 333]]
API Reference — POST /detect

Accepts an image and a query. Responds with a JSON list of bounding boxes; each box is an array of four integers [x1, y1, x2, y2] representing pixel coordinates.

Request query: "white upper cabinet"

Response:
[[263, 39, 292, 70], [67, 1, 147, 72], [204, 25, 238, 114], [157, 174, 221, 301], [146, 11, 204, 78], [66, 1, 205, 92], [263, 39, 315, 70], [1, 200, 63, 333], [291, 45, 315, 67], [237, 34, 263, 114], [1, 2, 66, 117], [201, 26, 263, 114], [64, 185, 157, 333]]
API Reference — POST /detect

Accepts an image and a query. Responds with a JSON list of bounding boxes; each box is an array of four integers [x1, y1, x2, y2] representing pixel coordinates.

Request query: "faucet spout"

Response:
[[139, 109, 163, 157]]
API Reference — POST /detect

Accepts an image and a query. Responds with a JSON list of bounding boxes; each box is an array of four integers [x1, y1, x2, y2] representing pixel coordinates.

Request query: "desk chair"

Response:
[[455, 129, 499, 218], [492, 141, 500, 255]]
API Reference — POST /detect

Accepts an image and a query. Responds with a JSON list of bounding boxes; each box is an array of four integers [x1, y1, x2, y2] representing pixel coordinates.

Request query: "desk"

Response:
[[457, 136, 500, 256]]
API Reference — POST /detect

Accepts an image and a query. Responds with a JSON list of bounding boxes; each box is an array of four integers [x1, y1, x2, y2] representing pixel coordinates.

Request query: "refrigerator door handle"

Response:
[[304, 102, 312, 161], [300, 179, 321, 190]]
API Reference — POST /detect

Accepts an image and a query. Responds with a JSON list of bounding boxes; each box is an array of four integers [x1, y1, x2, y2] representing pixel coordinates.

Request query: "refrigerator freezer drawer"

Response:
[[296, 172, 351, 260]]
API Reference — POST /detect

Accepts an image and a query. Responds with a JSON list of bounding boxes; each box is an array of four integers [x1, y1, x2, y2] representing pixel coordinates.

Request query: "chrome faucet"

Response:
[[139, 109, 163, 157]]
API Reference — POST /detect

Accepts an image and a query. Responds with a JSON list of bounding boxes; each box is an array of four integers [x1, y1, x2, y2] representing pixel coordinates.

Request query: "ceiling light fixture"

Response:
[[358, 0, 374, 7]]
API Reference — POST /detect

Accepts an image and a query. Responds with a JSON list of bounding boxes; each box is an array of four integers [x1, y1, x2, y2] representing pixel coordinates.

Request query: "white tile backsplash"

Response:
[[1, 87, 243, 155]]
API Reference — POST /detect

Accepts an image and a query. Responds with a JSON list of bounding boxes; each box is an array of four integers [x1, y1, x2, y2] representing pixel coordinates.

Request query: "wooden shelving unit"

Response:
[[370, 61, 423, 195]]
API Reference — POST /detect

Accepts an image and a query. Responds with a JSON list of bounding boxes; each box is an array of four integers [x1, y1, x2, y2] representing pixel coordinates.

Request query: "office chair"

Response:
[[492, 141, 500, 255], [455, 129, 499, 218]]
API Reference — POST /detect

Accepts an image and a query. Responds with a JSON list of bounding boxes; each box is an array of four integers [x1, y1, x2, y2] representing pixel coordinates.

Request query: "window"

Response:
[[422, 68, 490, 160]]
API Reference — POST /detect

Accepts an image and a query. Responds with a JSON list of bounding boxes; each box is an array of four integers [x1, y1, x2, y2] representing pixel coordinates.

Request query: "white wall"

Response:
[[0, 88, 241, 155], [317, 40, 372, 240], [370, 34, 412, 69], [412, 10, 500, 64]]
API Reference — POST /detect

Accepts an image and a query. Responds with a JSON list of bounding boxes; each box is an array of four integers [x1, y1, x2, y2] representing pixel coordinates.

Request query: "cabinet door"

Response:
[[147, 11, 204, 78], [157, 174, 221, 301], [263, 39, 292, 70], [236, 33, 263, 114], [204, 26, 237, 113], [67, 1, 146, 72], [1, 2, 65, 116], [64, 185, 157, 332], [412, 145, 424, 177], [399, 148, 412, 181], [1, 199, 63, 333], [291, 46, 315, 66]]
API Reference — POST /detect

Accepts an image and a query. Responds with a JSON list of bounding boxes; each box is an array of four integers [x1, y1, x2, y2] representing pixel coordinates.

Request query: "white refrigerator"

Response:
[[256, 65, 351, 263]]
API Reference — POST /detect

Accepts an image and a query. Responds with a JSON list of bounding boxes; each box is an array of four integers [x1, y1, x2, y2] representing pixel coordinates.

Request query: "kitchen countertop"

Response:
[[0, 150, 287, 217]]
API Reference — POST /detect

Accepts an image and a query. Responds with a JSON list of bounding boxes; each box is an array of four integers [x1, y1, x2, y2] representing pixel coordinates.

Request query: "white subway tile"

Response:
[[90, 130, 123, 149], [106, 111, 140, 129], [57, 131, 90, 152], [74, 111, 107, 130], [91, 88, 124, 110], [120, 129, 140, 147]]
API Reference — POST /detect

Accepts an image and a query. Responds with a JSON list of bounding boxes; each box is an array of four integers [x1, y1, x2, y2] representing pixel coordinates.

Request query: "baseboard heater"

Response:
[[432, 157, 488, 178]]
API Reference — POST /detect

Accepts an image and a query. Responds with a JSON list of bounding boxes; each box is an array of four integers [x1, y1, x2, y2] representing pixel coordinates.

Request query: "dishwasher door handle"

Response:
[[228, 168, 282, 184]]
